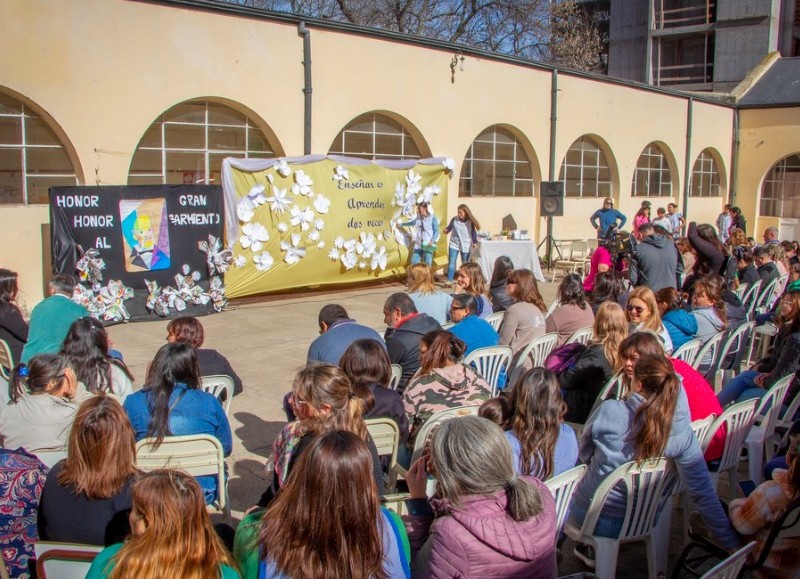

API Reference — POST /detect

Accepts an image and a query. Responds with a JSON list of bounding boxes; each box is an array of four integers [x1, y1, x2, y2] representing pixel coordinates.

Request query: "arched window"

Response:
[[558, 136, 612, 198], [128, 100, 276, 186], [761, 154, 800, 218], [690, 149, 722, 197], [632, 143, 672, 197], [328, 112, 423, 160], [459, 126, 533, 197], [0, 92, 78, 204]]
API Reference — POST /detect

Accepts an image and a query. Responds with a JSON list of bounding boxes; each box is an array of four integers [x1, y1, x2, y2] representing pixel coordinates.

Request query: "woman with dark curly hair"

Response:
[[546, 273, 595, 346]]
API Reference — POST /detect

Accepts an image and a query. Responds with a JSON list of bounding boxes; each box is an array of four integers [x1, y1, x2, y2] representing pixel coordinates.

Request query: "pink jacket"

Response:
[[406, 476, 557, 578], [671, 358, 725, 461]]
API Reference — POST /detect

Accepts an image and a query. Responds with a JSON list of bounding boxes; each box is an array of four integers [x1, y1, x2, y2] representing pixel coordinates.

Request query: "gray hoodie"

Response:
[[629, 234, 684, 292]]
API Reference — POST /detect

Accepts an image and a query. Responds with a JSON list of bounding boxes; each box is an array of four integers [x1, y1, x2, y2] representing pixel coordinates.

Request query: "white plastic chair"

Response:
[[0, 339, 12, 381], [366, 417, 403, 494], [135, 434, 230, 523], [484, 311, 505, 332], [545, 464, 586, 538], [463, 345, 512, 397], [705, 399, 759, 497], [563, 458, 673, 579], [507, 332, 559, 385], [744, 374, 793, 483], [551, 240, 590, 282], [200, 374, 233, 415], [732, 283, 749, 301], [699, 541, 757, 579], [690, 332, 725, 376], [711, 321, 755, 391], [389, 364, 402, 391], [677, 415, 718, 539], [774, 386, 800, 451], [409, 404, 482, 465], [565, 325, 594, 346], [672, 338, 703, 366], [34, 542, 103, 579], [740, 279, 763, 319]]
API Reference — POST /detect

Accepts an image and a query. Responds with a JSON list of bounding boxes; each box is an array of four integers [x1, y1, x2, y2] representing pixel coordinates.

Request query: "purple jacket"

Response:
[[405, 476, 557, 578]]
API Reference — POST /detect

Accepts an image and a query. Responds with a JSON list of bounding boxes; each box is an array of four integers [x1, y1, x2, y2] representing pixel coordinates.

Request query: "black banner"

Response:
[[49, 185, 224, 321]]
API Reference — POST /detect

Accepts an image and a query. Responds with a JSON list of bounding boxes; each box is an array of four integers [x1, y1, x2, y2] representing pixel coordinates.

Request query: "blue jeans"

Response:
[[411, 247, 433, 266], [447, 247, 470, 281], [569, 501, 623, 538], [717, 370, 766, 407]]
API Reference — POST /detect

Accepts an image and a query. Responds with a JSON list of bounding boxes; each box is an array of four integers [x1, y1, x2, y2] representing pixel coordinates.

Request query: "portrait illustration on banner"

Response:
[[120, 198, 171, 272]]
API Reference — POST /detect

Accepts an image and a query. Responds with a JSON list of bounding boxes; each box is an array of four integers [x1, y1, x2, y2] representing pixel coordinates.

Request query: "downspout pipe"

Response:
[[730, 108, 739, 206], [298, 22, 312, 155], [545, 69, 558, 265], [682, 97, 693, 224]]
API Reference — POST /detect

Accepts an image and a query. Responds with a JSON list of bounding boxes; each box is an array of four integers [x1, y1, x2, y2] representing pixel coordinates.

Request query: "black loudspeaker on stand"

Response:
[[538, 181, 564, 268]]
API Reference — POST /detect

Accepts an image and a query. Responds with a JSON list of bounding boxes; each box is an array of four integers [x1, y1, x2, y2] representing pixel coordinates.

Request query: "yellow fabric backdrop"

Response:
[[222, 157, 450, 298]]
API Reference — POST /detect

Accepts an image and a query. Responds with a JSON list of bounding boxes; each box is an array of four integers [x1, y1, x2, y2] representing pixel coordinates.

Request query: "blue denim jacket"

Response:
[[123, 383, 232, 502]]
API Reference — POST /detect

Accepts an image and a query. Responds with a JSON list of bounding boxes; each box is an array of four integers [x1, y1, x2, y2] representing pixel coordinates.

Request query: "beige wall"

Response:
[[0, 0, 780, 302]]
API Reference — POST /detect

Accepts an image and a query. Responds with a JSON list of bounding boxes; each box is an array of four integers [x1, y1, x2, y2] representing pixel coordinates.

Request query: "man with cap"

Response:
[[590, 197, 627, 240]]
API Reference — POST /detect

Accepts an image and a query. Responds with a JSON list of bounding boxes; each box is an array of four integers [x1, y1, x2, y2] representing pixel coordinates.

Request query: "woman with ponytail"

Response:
[[690, 277, 727, 369], [570, 353, 740, 568], [86, 470, 237, 579], [404, 415, 557, 577], [257, 364, 384, 507], [0, 353, 92, 452], [123, 342, 231, 503]]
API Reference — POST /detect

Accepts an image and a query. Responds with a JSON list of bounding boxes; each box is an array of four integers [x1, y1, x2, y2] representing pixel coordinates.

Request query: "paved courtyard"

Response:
[[107, 277, 732, 577]]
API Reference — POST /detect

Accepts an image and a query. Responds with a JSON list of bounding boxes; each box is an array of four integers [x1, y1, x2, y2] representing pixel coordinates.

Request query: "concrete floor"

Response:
[[107, 278, 732, 578]]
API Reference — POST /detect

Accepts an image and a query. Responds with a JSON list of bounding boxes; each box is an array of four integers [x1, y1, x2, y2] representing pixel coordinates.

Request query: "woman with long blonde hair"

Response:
[[258, 364, 383, 507], [454, 262, 493, 318], [405, 263, 452, 324], [559, 302, 628, 423], [570, 353, 739, 565], [85, 470, 237, 579], [626, 286, 673, 353]]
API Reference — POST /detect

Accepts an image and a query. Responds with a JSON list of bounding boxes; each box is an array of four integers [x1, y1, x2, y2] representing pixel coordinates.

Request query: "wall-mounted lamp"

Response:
[[450, 52, 465, 83]]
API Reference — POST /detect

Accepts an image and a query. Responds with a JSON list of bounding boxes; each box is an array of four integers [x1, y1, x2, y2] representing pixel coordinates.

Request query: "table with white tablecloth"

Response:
[[474, 240, 545, 282]]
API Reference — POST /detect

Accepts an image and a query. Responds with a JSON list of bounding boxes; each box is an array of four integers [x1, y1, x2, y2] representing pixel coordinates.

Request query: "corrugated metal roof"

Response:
[[738, 58, 800, 107]]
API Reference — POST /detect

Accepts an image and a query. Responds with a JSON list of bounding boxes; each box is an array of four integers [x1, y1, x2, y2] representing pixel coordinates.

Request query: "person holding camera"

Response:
[[629, 223, 684, 292]]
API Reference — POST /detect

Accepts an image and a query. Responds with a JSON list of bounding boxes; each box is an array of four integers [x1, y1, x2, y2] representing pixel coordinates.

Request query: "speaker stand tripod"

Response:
[[537, 216, 562, 271]]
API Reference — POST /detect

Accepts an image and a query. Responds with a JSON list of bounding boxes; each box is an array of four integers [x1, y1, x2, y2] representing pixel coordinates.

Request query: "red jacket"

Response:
[[671, 358, 725, 461]]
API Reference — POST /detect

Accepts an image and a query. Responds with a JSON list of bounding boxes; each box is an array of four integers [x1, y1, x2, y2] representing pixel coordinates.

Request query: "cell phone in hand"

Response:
[[739, 479, 757, 497]]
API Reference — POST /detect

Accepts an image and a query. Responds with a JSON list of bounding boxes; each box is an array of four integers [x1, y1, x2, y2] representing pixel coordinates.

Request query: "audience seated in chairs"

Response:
[[498, 269, 547, 367], [559, 302, 628, 424], [167, 316, 243, 396], [690, 277, 728, 369], [570, 353, 739, 568], [625, 286, 673, 354], [85, 470, 237, 579], [0, 448, 47, 578], [489, 255, 516, 312], [0, 353, 93, 452], [454, 262, 494, 320], [339, 338, 409, 447], [37, 396, 136, 546], [718, 290, 800, 407], [123, 342, 232, 504], [406, 263, 453, 325], [502, 368, 578, 479], [0, 268, 28, 367], [587, 271, 629, 316], [404, 415, 558, 577], [235, 430, 408, 578], [401, 331, 490, 455], [258, 364, 384, 508], [60, 317, 134, 402], [447, 293, 499, 356], [546, 274, 595, 347], [656, 288, 697, 352]]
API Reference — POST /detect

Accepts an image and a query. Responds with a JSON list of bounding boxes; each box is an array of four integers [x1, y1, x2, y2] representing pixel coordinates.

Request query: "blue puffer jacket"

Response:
[[662, 308, 698, 350]]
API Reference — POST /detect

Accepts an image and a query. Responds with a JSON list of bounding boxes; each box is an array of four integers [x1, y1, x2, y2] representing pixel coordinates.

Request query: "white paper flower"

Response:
[[277, 222, 289, 233], [182, 264, 191, 275], [313, 194, 331, 214], [343, 238, 357, 253], [393, 183, 406, 207], [359, 262, 367, 269], [418, 185, 440, 205], [280, 234, 306, 265], [240, 222, 269, 252], [266, 173, 274, 184], [328, 248, 340, 261], [332, 165, 349, 181], [247, 184, 267, 206], [307, 230, 320, 242], [290, 205, 314, 231], [266, 186, 293, 214], [234, 255, 247, 268], [253, 251, 274, 271], [406, 169, 422, 195], [333, 236, 345, 249], [442, 157, 455, 172], [276, 159, 291, 177], [340, 251, 357, 270], [317, 241, 325, 249], [314, 219, 325, 231], [291, 170, 314, 197], [237, 197, 255, 223], [377, 233, 384, 241], [356, 232, 376, 257], [371, 246, 388, 271]]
